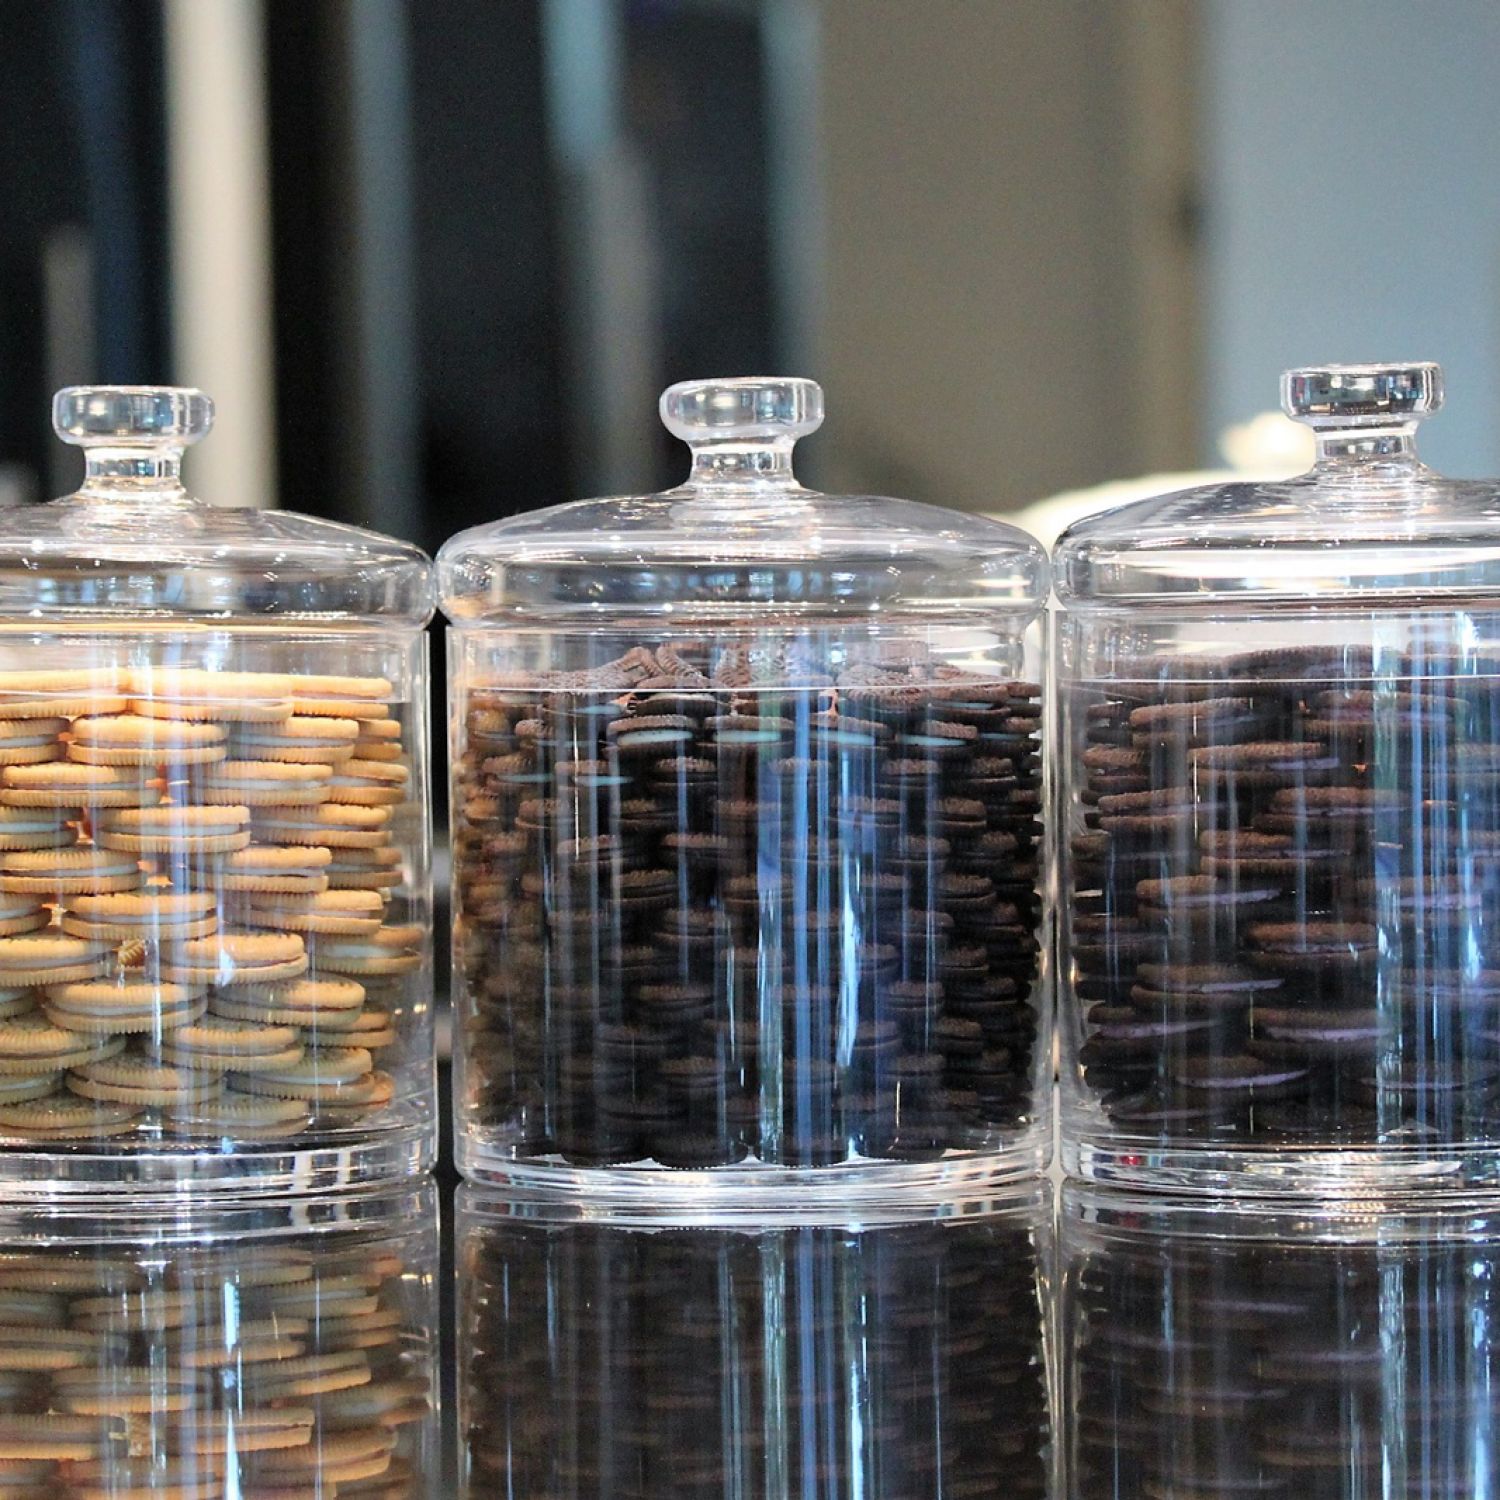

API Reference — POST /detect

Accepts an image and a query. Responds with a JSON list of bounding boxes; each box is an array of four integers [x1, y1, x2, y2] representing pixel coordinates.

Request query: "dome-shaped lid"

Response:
[[1055, 362, 1500, 607], [0, 387, 432, 625], [436, 377, 1048, 624]]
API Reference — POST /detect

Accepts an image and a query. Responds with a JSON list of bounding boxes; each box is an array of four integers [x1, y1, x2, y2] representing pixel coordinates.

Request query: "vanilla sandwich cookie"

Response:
[[212, 844, 333, 895], [0, 1017, 124, 1072], [323, 846, 402, 892], [341, 1008, 397, 1051], [0, 762, 148, 808], [195, 759, 334, 809], [247, 889, 385, 937], [312, 1376, 429, 1432], [125, 669, 295, 723], [229, 715, 361, 765], [0, 849, 142, 897], [0, 806, 76, 851], [67, 1055, 222, 1108], [0, 1072, 63, 1106], [0, 1094, 140, 1140], [351, 716, 404, 762], [0, 719, 66, 767], [253, 803, 392, 848], [244, 1426, 395, 1487], [228, 1046, 374, 1101], [324, 759, 409, 809], [43, 980, 207, 1035], [60, 892, 218, 943], [0, 898, 49, 939], [163, 1095, 312, 1141], [209, 977, 366, 1030], [160, 932, 308, 986], [0, 935, 113, 988], [57, 1459, 226, 1500], [0, 669, 128, 720], [95, 803, 251, 856], [306, 924, 422, 978], [51, 1368, 202, 1414], [66, 714, 227, 769], [0, 988, 32, 1021], [155, 1017, 305, 1073], [147, 1407, 315, 1456], [288, 673, 393, 721], [0, 1412, 125, 1459]]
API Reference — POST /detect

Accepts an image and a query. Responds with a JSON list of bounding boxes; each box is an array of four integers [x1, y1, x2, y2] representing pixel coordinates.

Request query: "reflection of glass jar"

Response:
[[438, 377, 1051, 1204], [458, 1185, 1051, 1499], [1061, 1186, 1500, 1499], [1055, 361, 1500, 1194], [0, 1181, 439, 1493], [0, 387, 434, 1193]]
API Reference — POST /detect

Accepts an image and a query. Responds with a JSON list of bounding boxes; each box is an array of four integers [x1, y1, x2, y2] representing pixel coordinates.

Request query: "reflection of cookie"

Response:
[[0, 719, 66, 766], [67, 714, 226, 766], [213, 844, 333, 894], [60, 892, 217, 942], [0, 935, 113, 988], [248, 890, 385, 937], [0, 850, 142, 896], [159, 932, 308, 986], [252, 804, 392, 848], [44, 980, 206, 1035], [95, 804, 251, 856], [1, 763, 148, 808], [326, 760, 409, 807], [210, 978, 366, 1029], [197, 760, 334, 807], [229, 715, 360, 765]]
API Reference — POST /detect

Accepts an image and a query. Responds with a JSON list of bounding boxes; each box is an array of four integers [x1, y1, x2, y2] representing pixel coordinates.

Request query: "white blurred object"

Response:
[[1005, 411, 1314, 549]]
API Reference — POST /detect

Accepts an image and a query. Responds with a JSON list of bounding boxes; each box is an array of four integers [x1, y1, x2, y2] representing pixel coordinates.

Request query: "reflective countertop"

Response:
[[6, 1174, 1500, 1496]]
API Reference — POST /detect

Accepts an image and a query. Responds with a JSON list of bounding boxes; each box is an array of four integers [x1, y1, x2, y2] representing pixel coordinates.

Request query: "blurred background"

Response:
[[3, 0, 1499, 544]]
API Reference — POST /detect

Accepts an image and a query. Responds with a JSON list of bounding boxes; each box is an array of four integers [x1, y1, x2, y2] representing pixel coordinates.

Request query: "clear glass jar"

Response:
[[0, 1181, 439, 1494], [1055, 360, 1500, 1193], [0, 386, 434, 1194], [1061, 1184, 1500, 1498], [438, 377, 1051, 1204], [458, 1184, 1052, 1499]]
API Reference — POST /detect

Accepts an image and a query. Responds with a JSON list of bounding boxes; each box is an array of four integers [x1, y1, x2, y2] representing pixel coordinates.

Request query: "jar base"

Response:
[[0, 1113, 434, 1200], [458, 1135, 1049, 1213], [1066, 1132, 1500, 1197]]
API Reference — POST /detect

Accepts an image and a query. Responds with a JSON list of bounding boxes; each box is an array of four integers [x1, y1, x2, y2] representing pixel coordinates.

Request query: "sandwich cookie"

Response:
[[0, 849, 142, 896], [0, 719, 65, 767], [43, 980, 207, 1035], [228, 715, 360, 764], [0, 898, 49, 939], [0, 935, 113, 987], [67, 714, 226, 767], [228, 1046, 374, 1101], [162, 1093, 312, 1140], [146, 1406, 316, 1455], [252, 803, 392, 848], [0, 668, 128, 720], [0, 1094, 139, 1140], [67, 1054, 222, 1108], [56, 1460, 225, 1500], [160, 933, 308, 986], [209, 978, 366, 1029], [0, 807, 77, 851], [247, 890, 385, 937], [351, 717, 403, 762], [324, 847, 402, 892], [125, 668, 296, 723], [343, 1008, 396, 1050], [1, 763, 149, 808], [95, 803, 251, 855], [288, 674, 394, 721], [325, 760, 408, 808], [155, 1016, 305, 1072], [0, 1071, 62, 1106], [213, 844, 333, 894], [305, 924, 421, 977], [0, 1413, 124, 1459], [60, 892, 218, 943], [196, 760, 334, 807], [0, 988, 33, 1021]]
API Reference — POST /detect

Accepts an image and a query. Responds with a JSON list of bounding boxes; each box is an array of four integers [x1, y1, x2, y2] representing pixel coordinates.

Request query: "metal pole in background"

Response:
[[163, 0, 277, 508]]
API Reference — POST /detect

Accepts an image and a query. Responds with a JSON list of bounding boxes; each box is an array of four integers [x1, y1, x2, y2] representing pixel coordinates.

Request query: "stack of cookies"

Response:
[[1070, 645, 1500, 1143], [0, 1224, 433, 1496], [452, 641, 1043, 1170], [0, 667, 424, 1152], [463, 1209, 1049, 1498]]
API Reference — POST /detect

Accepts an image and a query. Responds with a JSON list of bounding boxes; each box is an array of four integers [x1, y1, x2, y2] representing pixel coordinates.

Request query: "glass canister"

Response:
[[438, 377, 1050, 1203], [0, 386, 434, 1193], [1061, 1185, 1500, 1499], [458, 1185, 1052, 1499], [1056, 360, 1500, 1193], [0, 1182, 439, 1497]]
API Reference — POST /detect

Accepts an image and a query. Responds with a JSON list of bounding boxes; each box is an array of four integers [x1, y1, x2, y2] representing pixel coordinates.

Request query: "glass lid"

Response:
[[0, 387, 433, 625], [1055, 362, 1500, 607], [436, 377, 1049, 624]]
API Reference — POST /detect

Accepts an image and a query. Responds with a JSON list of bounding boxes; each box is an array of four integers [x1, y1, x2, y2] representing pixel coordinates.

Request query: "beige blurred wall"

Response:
[[814, 0, 1198, 515]]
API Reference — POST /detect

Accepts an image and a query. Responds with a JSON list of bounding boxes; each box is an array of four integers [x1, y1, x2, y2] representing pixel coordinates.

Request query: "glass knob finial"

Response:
[[660, 377, 824, 445], [1282, 363, 1443, 427], [53, 386, 213, 449]]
